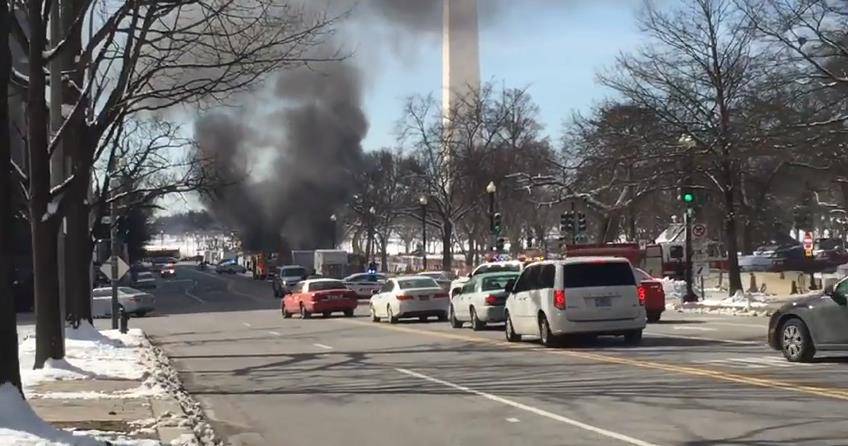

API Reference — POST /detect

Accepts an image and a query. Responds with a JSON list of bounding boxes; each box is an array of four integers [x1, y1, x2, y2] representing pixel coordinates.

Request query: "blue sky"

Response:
[[357, 1, 647, 150]]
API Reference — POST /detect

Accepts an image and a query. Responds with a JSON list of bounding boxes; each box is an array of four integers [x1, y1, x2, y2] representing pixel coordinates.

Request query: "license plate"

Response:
[[419, 296, 429, 301], [327, 295, 341, 300], [594, 296, 611, 307]]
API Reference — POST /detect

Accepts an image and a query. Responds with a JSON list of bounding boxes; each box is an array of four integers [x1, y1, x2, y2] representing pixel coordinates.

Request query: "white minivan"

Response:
[[504, 257, 646, 347]]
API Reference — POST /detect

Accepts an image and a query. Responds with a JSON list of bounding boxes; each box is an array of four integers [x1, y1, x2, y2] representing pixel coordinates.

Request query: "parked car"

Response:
[[343, 272, 388, 298], [216, 259, 246, 274], [768, 276, 848, 362], [91, 287, 155, 317], [449, 271, 519, 330], [633, 268, 666, 323], [159, 263, 176, 278], [133, 271, 157, 290], [419, 271, 454, 292], [504, 258, 646, 347], [369, 276, 449, 323], [449, 260, 524, 297], [282, 279, 358, 319], [273, 265, 308, 297]]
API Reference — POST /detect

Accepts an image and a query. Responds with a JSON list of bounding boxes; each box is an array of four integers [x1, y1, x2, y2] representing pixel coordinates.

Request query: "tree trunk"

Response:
[[0, 0, 23, 393], [722, 169, 743, 295], [378, 232, 388, 273], [28, 0, 64, 367], [741, 218, 753, 256], [441, 219, 452, 271]]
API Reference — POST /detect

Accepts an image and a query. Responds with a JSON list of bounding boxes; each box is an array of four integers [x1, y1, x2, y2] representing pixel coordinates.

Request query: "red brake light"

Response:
[[485, 295, 497, 305], [554, 290, 566, 310], [638, 286, 646, 306], [396, 294, 414, 301]]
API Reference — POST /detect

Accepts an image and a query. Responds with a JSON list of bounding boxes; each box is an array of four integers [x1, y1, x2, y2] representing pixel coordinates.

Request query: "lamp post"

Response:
[[329, 214, 337, 249], [419, 196, 428, 271], [367, 206, 376, 267], [486, 181, 496, 252]]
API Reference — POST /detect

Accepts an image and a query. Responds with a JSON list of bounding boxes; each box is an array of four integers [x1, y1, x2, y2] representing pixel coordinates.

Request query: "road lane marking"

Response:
[[268, 331, 281, 336], [243, 322, 252, 328], [313, 343, 333, 350], [336, 319, 848, 401], [183, 282, 206, 304], [397, 368, 659, 446], [506, 418, 520, 423], [644, 333, 759, 345], [671, 326, 717, 331]]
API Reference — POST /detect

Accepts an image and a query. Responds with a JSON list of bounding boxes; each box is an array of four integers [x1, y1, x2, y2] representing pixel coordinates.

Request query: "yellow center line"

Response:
[[335, 319, 848, 401]]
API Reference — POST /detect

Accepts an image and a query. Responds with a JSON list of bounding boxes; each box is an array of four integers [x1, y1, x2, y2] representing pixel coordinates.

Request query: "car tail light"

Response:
[[553, 290, 566, 310], [485, 295, 498, 305], [129, 296, 140, 303], [397, 294, 414, 301], [433, 293, 448, 299], [311, 293, 324, 301], [638, 286, 646, 306]]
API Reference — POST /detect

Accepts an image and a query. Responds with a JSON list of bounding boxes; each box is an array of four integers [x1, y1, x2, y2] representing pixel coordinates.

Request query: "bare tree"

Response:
[[0, 0, 23, 393]]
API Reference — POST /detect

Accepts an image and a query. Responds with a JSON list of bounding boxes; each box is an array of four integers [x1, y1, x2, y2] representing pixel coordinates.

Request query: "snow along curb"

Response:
[[140, 334, 222, 446]]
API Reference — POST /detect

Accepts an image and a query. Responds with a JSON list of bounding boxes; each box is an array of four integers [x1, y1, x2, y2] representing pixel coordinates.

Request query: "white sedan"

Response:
[[449, 260, 524, 297], [92, 287, 155, 317], [369, 276, 449, 323]]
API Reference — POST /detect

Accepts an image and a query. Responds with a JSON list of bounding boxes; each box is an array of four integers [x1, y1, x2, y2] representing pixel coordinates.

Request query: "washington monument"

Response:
[[442, 0, 480, 118]]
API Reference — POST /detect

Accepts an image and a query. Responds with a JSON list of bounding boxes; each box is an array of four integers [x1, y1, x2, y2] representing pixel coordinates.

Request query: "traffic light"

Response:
[[577, 212, 587, 234], [495, 237, 505, 252], [679, 186, 695, 205], [493, 212, 503, 234], [560, 211, 574, 234]]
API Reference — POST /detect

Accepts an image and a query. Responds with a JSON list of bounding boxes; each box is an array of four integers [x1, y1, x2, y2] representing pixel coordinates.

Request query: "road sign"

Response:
[[692, 223, 707, 238], [803, 232, 814, 258], [100, 256, 130, 281]]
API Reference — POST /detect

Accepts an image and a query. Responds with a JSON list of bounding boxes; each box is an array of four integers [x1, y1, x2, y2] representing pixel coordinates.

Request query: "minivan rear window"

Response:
[[562, 262, 636, 288]]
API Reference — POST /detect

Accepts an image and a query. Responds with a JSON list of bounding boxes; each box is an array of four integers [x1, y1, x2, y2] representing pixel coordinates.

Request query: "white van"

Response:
[[504, 257, 645, 347]]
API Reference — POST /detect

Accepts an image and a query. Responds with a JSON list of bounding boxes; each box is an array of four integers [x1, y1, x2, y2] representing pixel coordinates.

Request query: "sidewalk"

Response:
[[2, 321, 205, 445]]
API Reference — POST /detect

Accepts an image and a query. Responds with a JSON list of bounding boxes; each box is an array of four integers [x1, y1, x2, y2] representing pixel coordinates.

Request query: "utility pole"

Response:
[[110, 199, 120, 329]]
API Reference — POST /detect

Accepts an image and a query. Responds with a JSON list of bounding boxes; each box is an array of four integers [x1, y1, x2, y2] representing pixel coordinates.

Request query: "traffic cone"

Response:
[[748, 273, 758, 293], [791, 280, 798, 295]]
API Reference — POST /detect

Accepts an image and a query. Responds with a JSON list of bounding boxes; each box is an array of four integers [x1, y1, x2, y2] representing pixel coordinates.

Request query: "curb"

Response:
[[150, 397, 197, 444]]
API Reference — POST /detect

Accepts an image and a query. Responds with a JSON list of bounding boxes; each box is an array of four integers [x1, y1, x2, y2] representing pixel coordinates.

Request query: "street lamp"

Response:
[[329, 214, 337, 249], [418, 196, 428, 271], [486, 181, 497, 252], [367, 207, 376, 267]]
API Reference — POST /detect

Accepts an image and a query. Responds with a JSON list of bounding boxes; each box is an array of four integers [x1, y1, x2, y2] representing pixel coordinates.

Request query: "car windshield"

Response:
[[420, 273, 445, 280], [282, 267, 306, 277], [481, 273, 519, 291], [309, 280, 346, 291], [562, 262, 636, 288], [397, 278, 439, 289], [347, 273, 385, 282], [92, 289, 110, 297], [633, 268, 653, 282], [475, 264, 520, 275]]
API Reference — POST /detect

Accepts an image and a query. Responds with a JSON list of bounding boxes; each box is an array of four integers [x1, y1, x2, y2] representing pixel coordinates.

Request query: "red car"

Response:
[[634, 268, 666, 323], [282, 279, 358, 319]]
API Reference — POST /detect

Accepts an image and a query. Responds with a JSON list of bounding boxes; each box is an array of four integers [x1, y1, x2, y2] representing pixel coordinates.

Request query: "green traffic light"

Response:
[[683, 193, 694, 203]]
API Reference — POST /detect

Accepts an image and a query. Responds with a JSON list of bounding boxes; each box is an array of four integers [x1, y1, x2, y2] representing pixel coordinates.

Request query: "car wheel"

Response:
[[437, 312, 447, 322], [300, 305, 311, 319], [470, 307, 486, 331], [419, 316, 428, 322], [449, 305, 463, 329], [282, 307, 292, 319], [387, 305, 399, 324], [624, 329, 643, 345], [646, 312, 661, 323], [135, 311, 147, 318], [370, 305, 380, 322], [323, 312, 331, 318], [538, 314, 556, 347], [781, 318, 815, 362], [343, 309, 354, 317], [505, 311, 520, 342]]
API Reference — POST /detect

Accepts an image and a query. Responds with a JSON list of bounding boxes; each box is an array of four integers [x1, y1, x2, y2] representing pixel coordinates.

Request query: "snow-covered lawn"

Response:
[[2, 322, 199, 446], [661, 277, 814, 316]]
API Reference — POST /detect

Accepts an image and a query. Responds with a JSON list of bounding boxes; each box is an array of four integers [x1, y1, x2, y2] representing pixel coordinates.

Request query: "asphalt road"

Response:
[[134, 265, 848, 446]]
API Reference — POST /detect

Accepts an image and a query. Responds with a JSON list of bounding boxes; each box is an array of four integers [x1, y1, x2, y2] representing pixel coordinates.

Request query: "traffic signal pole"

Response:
[[571, 201, 576, 246], [684, 208, 696, 302]]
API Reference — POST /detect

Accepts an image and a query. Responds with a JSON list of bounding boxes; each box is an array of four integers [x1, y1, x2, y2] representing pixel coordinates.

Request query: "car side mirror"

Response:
[[371, 289, 380, 295], [504, 279, 516, 293], [452, 287, 462, 296]]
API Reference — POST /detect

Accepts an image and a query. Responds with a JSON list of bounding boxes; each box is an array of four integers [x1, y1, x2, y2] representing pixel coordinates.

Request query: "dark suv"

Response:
[[768, 277, 848, 362]]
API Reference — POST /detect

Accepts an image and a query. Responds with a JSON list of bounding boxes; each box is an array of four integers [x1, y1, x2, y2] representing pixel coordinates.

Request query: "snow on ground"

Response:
[[19, 323, 154, 395], [662, 277, 808, 316], [0, 384, 159, 446]]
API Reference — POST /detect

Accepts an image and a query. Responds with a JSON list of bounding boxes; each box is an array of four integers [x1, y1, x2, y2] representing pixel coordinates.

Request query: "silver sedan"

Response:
[[449, 272, 519, 331]]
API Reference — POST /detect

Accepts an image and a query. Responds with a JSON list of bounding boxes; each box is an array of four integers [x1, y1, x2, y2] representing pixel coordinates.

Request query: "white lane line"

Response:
[[645, 333, 760, 345], [313, 343, 333, 350], [268, 331, 281, 336], [396, 368, 659, 446], [506, 417, 520, 423], [183, 283, 206, 304], [672, 326, 717, 332], [243, 322, 252, 328]]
